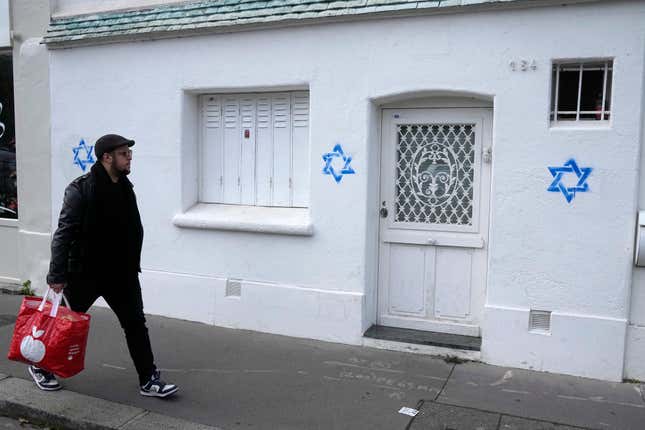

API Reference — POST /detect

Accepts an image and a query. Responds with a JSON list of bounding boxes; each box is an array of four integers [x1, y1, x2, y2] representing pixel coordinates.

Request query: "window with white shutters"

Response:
[[200, 92, 310, 208]]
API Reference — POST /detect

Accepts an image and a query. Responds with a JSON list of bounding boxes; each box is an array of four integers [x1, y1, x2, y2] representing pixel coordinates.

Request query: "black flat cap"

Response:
[[94, 134, 135, 159]]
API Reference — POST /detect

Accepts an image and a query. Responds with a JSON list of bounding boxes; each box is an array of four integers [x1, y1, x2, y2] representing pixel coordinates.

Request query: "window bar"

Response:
[[601, 61, 608, 120], [554, 64, 560, 121], [576, 64, 583, 121]]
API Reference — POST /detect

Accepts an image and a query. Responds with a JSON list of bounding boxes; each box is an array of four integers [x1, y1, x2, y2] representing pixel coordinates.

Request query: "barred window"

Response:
[[550, 60, 613, 123], [0, 51, 16, 219]]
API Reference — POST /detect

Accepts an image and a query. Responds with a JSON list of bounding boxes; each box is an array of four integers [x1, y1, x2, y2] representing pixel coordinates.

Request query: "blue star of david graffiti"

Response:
[[547, 158, 592, 203], [322, 143, 356, 183], [73, 139, 95, 172]]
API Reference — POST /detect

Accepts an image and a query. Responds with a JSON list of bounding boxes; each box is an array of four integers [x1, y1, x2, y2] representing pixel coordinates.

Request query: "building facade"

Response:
[[0, 0, 51, 292], [7, 0, 644, 382]]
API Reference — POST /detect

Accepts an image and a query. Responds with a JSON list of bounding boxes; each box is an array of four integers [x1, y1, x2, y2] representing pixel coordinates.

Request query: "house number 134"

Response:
[[509, 59, 537, 71]]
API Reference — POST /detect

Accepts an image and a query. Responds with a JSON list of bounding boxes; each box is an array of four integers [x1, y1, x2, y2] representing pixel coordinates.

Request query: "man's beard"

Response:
[[111, 160, 131, 175]]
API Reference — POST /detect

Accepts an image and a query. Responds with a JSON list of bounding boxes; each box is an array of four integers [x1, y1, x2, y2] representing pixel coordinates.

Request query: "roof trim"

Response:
[[44, 0, 604, 49]]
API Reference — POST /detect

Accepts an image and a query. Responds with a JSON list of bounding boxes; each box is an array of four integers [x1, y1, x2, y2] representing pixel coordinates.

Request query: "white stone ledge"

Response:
[[172, 203, 313, 236], [549, 122, 612, 131], [0, 276, 20, 285], [0, 218, 18, 228]]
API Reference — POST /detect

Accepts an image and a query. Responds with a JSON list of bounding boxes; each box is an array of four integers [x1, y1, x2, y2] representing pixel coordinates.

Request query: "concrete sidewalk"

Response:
[[0, 293, 644, 430]]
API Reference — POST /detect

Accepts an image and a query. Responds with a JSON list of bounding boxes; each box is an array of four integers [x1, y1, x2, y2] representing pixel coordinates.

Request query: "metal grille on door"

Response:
[[395, 124, 476, 227]]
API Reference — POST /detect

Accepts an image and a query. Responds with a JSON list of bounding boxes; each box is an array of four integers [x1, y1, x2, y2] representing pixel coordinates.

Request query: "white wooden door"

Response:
[[378, 108, 492, 337]]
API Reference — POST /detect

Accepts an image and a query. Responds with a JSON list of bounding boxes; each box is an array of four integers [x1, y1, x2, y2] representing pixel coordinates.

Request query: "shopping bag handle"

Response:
[[37, 287, 70, 318]]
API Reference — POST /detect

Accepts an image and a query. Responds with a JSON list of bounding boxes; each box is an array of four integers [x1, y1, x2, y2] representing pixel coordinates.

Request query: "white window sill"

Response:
[[549, 121, 611, 131], [172, 203, 313, 236], [0, 218, 18, 228]]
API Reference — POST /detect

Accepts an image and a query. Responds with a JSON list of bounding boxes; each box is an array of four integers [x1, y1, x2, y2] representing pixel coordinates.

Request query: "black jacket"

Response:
[[46, 163, 143, 285]]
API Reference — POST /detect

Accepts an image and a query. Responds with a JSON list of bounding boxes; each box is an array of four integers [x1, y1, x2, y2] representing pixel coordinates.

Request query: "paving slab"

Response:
[[438, 362, 645, 430], [2, 293, 645, 430], [0, 376, 144, 430], [0, 315, 15, 329], [408, 401, 500, 430], [0, 294, 455, 430], [499, 416, 588, 430]]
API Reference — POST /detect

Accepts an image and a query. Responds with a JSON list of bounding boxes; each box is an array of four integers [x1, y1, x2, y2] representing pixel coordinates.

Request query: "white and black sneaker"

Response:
[[140, 370, 178, 398], [28, 365, 62, 391]]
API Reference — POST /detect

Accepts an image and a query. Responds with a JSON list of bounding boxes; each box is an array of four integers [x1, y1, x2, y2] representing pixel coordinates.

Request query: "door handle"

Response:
[[483, 146, 492, 163], [380, 207, 389, 218]]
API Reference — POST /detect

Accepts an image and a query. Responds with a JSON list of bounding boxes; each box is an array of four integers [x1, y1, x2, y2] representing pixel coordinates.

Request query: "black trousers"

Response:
[[65, 274, 156, 385]]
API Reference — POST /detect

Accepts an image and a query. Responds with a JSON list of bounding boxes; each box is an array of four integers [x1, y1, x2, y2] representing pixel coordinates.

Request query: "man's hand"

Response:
[[49, 283, 65, 293]]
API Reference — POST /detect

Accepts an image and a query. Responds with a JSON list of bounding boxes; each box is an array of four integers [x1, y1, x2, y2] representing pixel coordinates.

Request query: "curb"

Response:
[[0, 374, 222, 430], [0, 284, 22, 296]]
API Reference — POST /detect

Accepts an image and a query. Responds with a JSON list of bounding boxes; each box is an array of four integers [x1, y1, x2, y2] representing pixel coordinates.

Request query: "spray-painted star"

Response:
[[547, 158, 592, 203], [322, 143, 355, 183], [73, 139, 95, 172]]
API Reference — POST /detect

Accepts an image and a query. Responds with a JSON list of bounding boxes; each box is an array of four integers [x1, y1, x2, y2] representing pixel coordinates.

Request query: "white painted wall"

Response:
[[0, 0, 17, 286], [0, 220, 19, 284], [0, 0, 51, 290], [625, 54, 645, 381], [48, 1, 645, 381], [0, 0, 9, 47]]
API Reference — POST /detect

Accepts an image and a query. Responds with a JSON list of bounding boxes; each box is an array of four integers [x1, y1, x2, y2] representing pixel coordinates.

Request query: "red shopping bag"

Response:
[[7, 289, 91, 378]]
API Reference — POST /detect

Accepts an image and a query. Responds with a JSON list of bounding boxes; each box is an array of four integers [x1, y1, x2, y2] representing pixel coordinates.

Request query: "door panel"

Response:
[[388, 244, 430, 316], [378, 108, 492, 336], [435, 248, 472, 319]]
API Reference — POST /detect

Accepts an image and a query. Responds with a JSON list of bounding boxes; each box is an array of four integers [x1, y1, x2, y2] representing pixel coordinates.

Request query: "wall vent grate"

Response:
[[529, 310, 551, 333], [226, 279, 242, 297]]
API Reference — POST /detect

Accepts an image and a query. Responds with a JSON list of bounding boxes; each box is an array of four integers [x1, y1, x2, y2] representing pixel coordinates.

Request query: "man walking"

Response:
[[29, 134, 178, 398]]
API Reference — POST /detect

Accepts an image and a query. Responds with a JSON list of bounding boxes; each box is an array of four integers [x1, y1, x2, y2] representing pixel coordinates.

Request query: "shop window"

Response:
[[199, 92, 310, 208], [550, 60, 613, 124], [0, 51, 16, 219]]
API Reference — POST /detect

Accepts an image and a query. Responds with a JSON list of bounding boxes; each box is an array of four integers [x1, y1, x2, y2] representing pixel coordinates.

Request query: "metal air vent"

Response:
[[226, 279, 242, 297], [529, 310, 551, 334]]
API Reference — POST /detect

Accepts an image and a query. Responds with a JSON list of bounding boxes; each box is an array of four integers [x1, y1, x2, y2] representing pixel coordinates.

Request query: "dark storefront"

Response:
[[0, 51, 16, 219]]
